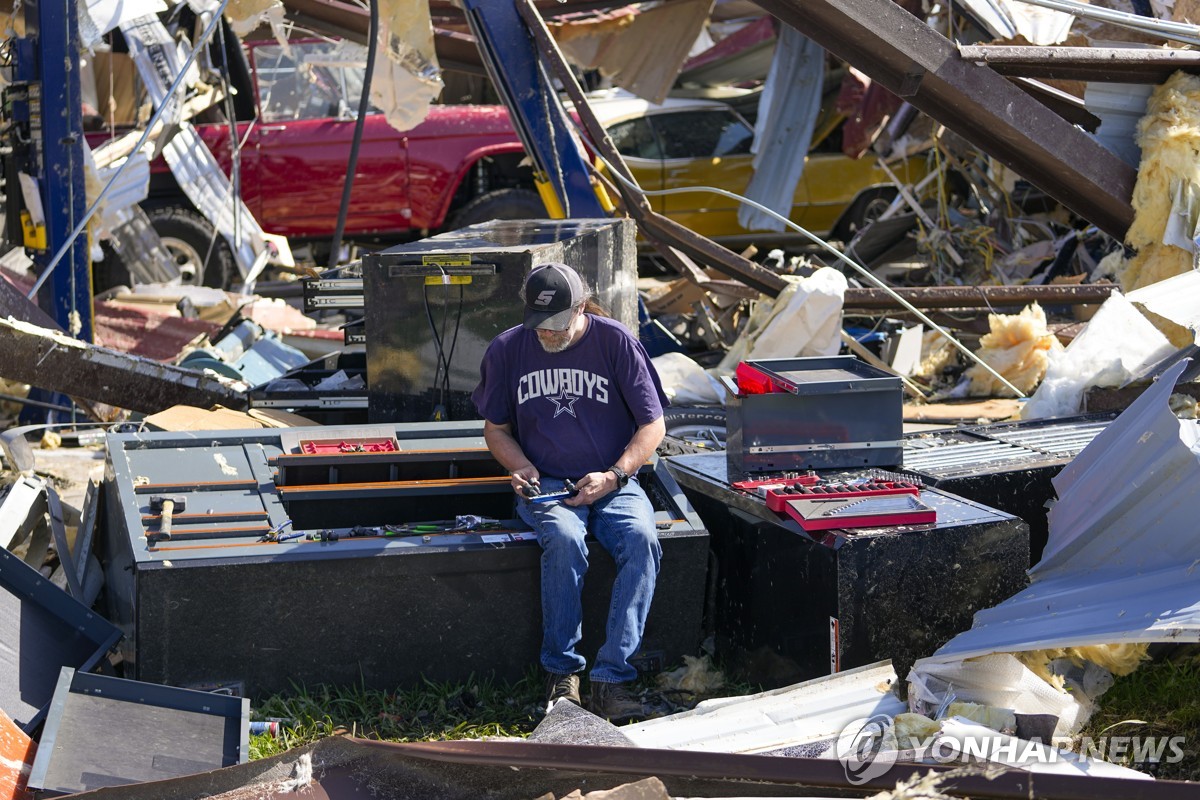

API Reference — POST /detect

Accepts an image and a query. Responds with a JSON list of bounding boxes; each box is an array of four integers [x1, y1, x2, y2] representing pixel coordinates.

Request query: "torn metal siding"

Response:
[[0, 317, 248, 413], [920, 361, 1200, 664], [621, 660, 904, 753], [1036, 360, 1200, 576], [737, 25, 824, 232], [752, 0, 1136, 239]]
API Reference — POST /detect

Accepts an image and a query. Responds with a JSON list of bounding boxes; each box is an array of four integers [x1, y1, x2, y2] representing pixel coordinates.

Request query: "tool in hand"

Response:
[[529, 479, 579, 503], [519, 477, 542, 497], [148, 495, 186, 542]]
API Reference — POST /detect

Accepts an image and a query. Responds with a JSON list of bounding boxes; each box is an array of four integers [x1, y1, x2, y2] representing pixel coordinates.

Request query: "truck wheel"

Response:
[[659, 406, 727, 454], [145, 205, 238, 289], [449, 188, 546, 230]]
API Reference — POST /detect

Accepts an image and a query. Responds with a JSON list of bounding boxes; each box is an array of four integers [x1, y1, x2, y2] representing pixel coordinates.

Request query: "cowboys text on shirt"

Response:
[[517, 368, 609, 406]]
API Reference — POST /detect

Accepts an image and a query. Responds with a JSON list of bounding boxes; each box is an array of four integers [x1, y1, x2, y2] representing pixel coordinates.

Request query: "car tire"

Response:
[[448, 188, 547, 230], [144, 204, 238, 289], [658, 406, 727, 455], [833, 188, 898, 242]]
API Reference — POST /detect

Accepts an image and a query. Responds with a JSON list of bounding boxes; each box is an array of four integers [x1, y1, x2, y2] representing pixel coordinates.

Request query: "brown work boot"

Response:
[[545, 671, 582, 711], [588, 681, 646, 724]]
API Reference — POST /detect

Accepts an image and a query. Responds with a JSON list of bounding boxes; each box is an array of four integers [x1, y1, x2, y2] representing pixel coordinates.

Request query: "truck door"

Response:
[[247, 41, 409, 239]]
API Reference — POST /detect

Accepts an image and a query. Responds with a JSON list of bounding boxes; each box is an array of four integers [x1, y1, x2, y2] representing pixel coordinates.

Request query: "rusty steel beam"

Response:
[[753, 0, 1136, 240], [843, 282, 1116, 309], [958, 44, 1200, 84], [0, 317, 248, 413]]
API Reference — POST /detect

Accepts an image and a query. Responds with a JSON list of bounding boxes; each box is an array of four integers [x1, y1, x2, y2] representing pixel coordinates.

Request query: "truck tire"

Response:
[[145, 205, 238, 289], [658, 406, 727, 455], [449, 188, 546, 230]]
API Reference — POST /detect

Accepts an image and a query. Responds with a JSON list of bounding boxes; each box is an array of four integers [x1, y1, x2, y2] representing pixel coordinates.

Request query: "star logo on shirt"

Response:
[[547, 390, 580, 418]]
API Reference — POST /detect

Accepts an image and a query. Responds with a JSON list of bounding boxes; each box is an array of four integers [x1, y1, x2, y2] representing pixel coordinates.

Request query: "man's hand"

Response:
[[510, 465, 541, 497], [564, 470, 619, 507]]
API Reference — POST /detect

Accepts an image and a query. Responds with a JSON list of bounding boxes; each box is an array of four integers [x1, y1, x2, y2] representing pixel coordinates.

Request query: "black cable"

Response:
[[423, 284, 450, 416], [326, 0, 378, 269], [442, 285, 465, 410], [422, 281, 466, 420]]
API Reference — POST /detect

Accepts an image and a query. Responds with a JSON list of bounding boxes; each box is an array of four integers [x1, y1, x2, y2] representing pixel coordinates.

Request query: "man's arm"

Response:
[[483, 419, 541, 496], [567, 415, 665, 507]]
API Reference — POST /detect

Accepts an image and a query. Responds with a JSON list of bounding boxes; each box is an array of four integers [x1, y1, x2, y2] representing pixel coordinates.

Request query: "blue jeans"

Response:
[[518, 476, 662, 684]]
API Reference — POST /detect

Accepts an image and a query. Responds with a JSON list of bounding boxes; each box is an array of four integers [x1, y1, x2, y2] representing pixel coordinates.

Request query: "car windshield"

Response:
[[254, 41, 380, 122], [647, 110, 754, 160]]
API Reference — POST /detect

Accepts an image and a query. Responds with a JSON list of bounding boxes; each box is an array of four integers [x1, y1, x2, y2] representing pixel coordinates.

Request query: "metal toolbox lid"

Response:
[[743, 356, 901, 396], [0, 549, 122, 733], [29, 667, 249, 795]]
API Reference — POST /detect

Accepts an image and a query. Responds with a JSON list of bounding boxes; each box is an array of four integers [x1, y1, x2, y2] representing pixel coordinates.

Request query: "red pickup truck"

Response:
[[95, 38, 543, 287]]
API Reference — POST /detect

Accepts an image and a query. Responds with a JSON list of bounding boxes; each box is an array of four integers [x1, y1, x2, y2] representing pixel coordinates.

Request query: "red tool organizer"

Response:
[[298, 437, 400, 454], [736, 472, 935, 532], [763, 479, 920, 513]]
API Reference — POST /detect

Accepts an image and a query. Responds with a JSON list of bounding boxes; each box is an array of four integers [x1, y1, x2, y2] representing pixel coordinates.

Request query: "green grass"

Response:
[[248, 669, 547, 759], [1076, 657, 1200, 782], [248, 665, 760, 760]]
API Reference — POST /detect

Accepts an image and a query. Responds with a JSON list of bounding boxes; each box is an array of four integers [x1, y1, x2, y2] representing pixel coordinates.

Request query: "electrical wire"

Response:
[[27, 0, 232, 300], [422, 278, 465, 420], [583, 146, 1027, 397]]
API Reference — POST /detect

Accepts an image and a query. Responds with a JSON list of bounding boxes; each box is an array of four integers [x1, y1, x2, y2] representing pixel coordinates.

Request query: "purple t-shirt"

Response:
[[472, 315, 669, 478]]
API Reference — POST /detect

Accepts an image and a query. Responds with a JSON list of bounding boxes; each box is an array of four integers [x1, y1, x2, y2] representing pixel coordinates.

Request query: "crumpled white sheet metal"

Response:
[[736, 25, 823, 233], [917, 359, 1200, 667], [80, 0, 168, 49], [120, 12, 267, 278], [954, 0, 1075, 45], [622, 661, 904, 753]]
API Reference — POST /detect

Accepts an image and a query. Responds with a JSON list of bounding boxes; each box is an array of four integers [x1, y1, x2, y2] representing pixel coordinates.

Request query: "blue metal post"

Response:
[[21, 0, 92, 341], [459, 0, 605, 219]]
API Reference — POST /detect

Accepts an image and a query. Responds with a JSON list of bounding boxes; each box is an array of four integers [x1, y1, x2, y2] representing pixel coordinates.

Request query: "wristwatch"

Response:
[[608, 465, 630, 487]]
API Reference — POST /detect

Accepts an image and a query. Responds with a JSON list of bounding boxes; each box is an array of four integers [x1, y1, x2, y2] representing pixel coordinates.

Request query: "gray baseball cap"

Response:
[[523, 263, 585, 331]]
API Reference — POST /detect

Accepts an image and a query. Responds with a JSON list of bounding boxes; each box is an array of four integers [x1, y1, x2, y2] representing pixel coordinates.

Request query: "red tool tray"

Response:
[[298, 437, 400, 455], [764, 479, 920, 513], [782, 493, 937, 532], [731, 472, 819, 493]]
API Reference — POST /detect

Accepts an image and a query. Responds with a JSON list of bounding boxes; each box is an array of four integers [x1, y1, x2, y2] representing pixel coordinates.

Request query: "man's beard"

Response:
[[536, 330, 572, 353]]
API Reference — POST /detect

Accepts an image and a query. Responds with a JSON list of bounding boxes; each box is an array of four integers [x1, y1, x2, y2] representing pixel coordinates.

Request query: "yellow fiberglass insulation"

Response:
[[1017, 643, 1150, 689], [966, 303, 1062, 397], [1120, 71, 1200, 292]]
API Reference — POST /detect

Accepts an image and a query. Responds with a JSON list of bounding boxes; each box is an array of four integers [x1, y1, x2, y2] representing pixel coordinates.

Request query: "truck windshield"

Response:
[[253, 41, 379, 123]]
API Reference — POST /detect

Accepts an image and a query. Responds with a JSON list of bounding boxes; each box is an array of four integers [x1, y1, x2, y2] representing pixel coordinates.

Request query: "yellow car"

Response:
[[586, 90, 930, 247]]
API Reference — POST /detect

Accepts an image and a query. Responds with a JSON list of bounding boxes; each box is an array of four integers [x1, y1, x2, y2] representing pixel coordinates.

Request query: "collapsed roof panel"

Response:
[[753, 0, 1137, 239], [920, 360, 1200, 665]]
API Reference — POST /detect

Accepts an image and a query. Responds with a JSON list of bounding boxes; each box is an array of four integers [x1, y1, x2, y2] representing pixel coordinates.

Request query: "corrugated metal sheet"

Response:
[[737, 26, 823, 232], [921, 360, 1200, 664]]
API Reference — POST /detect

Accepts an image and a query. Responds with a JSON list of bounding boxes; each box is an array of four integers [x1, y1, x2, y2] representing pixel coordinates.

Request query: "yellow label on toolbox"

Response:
[[423, 275, 473, 286], [422, 255, 471, 266]]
